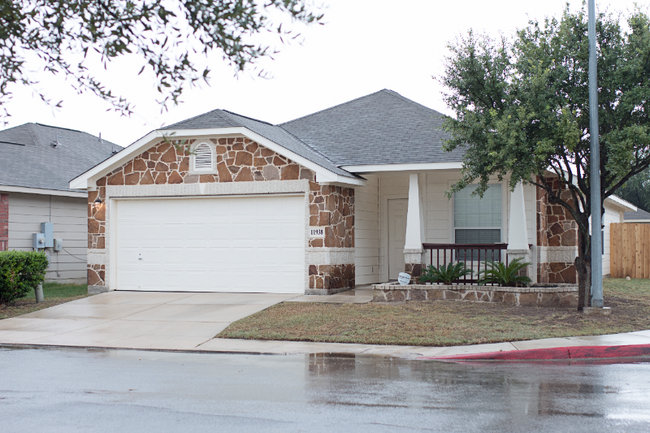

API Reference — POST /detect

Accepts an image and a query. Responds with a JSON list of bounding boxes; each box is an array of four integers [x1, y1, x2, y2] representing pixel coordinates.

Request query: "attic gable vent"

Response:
[[193, 142, 213, 171]]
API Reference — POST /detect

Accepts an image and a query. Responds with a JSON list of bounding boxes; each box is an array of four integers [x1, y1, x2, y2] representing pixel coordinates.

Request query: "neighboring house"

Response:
[[70, 90, 635, 294], [624, 208, 650, 224], [0, 123, 121, 283]]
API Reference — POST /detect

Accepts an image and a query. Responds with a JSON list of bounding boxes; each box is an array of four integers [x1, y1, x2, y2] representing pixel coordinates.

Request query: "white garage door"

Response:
[[115, 195, 305, 293]]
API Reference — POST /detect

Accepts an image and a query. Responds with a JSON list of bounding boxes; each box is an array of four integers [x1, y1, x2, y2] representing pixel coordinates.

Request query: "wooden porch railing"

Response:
[[422, 243, 510, 285]]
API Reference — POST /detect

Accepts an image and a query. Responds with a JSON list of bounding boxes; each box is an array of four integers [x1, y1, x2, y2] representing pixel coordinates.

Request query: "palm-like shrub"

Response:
[[477, 257, 531, 287], [419, 262, 472, 285]]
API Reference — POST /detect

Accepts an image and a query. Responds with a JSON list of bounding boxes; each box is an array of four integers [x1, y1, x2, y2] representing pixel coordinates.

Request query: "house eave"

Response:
[[0, 184, 87, 198], [341, 162, 463, 174], [604, 195, 637, 212]]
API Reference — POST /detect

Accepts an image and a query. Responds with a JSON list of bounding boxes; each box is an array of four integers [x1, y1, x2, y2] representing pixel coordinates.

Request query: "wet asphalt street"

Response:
[[1, 346, 649, 432]]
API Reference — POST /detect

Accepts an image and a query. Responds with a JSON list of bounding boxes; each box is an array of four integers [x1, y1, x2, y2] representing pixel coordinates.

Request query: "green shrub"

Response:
[[0, 251, 49, 304], [419, 262, 472, 285], [478, 257, 532, 287]]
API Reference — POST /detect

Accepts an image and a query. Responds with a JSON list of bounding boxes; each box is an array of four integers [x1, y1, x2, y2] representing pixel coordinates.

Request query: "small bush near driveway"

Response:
[[0, 251, 48, 305]]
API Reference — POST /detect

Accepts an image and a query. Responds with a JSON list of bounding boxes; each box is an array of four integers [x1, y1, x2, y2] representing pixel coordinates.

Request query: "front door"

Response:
[[388, 198, 407, 280]]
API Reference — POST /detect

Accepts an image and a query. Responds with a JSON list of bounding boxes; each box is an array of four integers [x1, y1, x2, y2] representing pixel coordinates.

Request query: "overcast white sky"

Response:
[[2, 0, 644, 146]]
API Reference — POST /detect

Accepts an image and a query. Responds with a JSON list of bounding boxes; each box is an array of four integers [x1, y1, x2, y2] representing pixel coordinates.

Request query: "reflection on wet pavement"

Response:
[[1, 347, 649, 432]]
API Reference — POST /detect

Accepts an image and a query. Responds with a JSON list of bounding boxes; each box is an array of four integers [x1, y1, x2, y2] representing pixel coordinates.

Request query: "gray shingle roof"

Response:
[[162, 109, 356, 178], [280, 89, 463, 167], [157, 89, 462, 176], [625, 208, 650, 221], [0, 123, 122, 192]]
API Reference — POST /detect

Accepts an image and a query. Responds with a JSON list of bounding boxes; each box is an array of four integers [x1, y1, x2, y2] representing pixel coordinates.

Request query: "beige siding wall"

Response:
[[603, 203, 623, 276], [424, 171, 455, 244], [7, 193, 87, 284], [354, 174, 380, 285]]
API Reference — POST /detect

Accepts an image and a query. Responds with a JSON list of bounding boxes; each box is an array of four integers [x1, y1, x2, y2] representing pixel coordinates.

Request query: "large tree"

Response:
[[617, 168, 650, 212], [440, 6, 650, 310], [0, 0, 323, 117]]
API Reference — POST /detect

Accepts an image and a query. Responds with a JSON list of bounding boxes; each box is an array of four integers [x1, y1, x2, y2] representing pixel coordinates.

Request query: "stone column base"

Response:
[[88, 285, 109, 295], [506, 249, 532, 278], [307, 263, 355, 295], [404, 248, 425, 277]]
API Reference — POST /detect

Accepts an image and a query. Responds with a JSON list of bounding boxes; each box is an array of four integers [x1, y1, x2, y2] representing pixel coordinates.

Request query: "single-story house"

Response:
[[0, 123, 121, 283], [70, 90, 636, 294]]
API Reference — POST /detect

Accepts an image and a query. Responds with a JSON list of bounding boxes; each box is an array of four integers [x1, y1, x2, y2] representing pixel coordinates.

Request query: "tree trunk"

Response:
[[575, 224, 592, 311], [575, 255, 591, 311]]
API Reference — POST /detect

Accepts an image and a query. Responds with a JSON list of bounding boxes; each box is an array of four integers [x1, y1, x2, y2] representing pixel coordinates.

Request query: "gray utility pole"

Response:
[[589, 0, 604, 308]]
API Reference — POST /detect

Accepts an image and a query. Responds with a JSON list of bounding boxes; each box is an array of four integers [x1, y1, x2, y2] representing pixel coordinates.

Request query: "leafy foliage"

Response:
[[0, 0, 323, 117], [0, 250, 49, 305], [616, 168, 650, 212], [419, 262, 472, 285], [477, 258, 532, 287], [439, 5, 650, 307]]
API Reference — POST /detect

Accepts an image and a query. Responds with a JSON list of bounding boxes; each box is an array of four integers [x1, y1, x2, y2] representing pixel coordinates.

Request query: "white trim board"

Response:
[[604, 195, 637, 212], [342, 162, 463, 173], [0, 185, 87, 198]]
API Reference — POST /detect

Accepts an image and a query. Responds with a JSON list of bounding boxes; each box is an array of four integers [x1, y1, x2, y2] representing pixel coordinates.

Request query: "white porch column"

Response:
[[507, 182, 534, 281], [404, 173, 425, 275]]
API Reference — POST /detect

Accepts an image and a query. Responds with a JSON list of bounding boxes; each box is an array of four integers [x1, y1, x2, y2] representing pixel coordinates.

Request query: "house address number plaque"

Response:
[[309, 226, 325, 239]]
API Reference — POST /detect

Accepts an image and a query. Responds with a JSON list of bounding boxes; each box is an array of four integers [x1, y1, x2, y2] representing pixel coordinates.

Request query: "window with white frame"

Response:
[[193, 142, 214, 171], [454, 184, 502, 260]]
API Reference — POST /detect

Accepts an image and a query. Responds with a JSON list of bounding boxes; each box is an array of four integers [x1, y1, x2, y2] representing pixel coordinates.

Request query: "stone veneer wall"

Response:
[[0, 193, 8, 251], [87, 136, 354, 294], [307, 184, 355, 291], [536, 176, 578, 283], [373, 283, 578, 308]]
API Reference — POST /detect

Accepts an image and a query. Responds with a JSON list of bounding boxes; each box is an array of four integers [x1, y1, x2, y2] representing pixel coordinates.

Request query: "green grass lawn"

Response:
[[0, 282, 89, 319], [217, 278, 650, 347]]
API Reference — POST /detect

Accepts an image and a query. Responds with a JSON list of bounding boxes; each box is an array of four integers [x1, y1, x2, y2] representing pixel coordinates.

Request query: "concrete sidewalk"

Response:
[[3, 327, 650, 360], [194, 329, 650, 360]]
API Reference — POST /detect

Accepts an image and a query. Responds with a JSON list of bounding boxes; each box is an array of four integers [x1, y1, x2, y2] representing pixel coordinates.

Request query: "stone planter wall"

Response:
[[372, 283, 578, 308]]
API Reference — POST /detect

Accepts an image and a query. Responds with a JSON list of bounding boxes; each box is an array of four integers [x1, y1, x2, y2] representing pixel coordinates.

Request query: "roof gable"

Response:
[[162, 109, 354, 179]]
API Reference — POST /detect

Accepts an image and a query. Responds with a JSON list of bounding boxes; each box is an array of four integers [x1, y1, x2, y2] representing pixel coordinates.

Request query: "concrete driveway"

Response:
[[0, 292, 298, 350]]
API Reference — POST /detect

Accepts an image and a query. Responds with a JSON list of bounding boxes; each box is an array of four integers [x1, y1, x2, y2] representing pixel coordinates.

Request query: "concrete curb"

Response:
[[419, 343, 650, 361]]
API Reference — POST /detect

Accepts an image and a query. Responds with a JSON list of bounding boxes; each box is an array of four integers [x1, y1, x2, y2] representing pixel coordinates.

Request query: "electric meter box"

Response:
[[41, 222, 54, 248], [33, 233, 46, 249]]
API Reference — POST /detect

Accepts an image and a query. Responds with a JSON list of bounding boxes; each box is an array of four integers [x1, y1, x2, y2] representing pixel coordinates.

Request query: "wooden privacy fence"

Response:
[[610, 223, 650, 279]]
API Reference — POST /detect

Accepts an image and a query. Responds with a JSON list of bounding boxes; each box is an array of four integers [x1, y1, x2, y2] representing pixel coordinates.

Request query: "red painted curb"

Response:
[[420, 344, 650, 361]]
